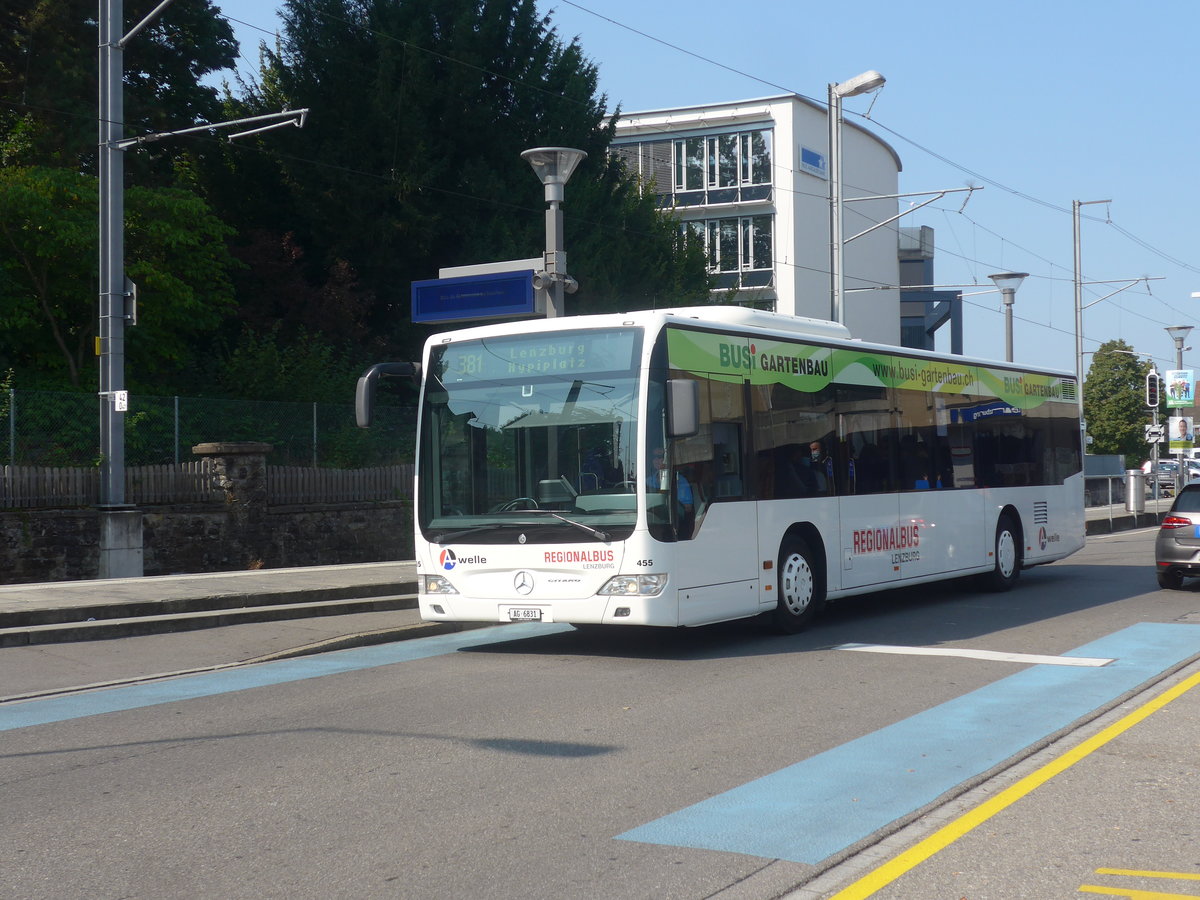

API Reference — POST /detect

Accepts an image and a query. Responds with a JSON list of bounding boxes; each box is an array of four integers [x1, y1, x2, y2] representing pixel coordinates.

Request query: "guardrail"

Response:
[[1084, 474, 1173, 531]]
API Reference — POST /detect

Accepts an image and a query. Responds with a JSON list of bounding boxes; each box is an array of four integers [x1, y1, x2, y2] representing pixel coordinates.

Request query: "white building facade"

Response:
[[612, 95, 903, 346]]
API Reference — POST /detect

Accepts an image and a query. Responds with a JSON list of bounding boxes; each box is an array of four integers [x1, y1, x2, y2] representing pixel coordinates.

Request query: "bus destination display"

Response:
[[438, 329, 639, 382]]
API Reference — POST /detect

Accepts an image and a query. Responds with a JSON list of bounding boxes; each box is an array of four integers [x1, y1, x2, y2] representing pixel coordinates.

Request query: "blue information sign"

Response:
[[412, 270, 537, 324]]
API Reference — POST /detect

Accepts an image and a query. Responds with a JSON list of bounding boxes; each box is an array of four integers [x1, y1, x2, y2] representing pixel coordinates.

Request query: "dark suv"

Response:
[[1155, 483, 1200, 588]]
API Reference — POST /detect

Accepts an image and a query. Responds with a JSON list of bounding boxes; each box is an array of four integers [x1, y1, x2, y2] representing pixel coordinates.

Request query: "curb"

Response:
[[242, 620, 496, 662]]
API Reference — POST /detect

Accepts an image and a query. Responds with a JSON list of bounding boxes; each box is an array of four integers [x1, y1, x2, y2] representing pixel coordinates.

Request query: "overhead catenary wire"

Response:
[[551, 0, 1200, 351]]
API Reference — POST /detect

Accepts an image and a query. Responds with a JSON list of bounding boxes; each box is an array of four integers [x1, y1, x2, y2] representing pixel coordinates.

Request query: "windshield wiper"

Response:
[[434, 523, 512, 544], [528, 510, 610, 542]]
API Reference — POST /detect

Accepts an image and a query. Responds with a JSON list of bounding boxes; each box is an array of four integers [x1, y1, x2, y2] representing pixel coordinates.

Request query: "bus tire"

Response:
[[774, 536, 824, 633], [981, 513, 1021, 592]]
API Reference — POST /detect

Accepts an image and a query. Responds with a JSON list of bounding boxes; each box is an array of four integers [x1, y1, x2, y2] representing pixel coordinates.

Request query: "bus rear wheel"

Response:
[[774, 536, 824, 633], [980, 513, 1021, 592]]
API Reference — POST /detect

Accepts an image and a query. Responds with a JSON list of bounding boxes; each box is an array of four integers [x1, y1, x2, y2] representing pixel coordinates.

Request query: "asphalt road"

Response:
[[3, 526, 1199, 900]]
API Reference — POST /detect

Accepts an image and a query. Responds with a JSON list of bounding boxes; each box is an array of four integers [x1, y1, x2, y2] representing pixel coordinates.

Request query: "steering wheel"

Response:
[[614, 481, 637, 492], [497, 497, 539, 511]]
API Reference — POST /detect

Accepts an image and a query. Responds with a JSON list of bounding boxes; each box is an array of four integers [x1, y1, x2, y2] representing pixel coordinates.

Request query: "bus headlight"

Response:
[[422, 574, 458, 595], [598, 574, 667, 596]]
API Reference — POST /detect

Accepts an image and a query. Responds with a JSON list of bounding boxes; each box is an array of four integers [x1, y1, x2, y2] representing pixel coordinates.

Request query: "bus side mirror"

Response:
[[356, 362, 421, 427], [667, 378, 700, 438]]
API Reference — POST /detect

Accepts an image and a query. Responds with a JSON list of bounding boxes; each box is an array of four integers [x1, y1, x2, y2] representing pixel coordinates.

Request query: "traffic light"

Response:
[[1146, 369, 1161, 408]]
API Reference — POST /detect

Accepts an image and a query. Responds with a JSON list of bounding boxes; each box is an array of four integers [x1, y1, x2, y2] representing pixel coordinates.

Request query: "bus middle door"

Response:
[[837, 409, 903, 591], [671, 375, 759, 625]]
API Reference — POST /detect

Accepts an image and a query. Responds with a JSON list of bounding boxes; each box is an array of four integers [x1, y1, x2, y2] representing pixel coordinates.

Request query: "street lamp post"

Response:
[[988, 272, 1028, 362], [1166, 325, 1193, 370], [1165, 326, 1193, 495], [521, 147, 587, 318], [828, 70, 885, 325], [1073, 199, 1109, 416]]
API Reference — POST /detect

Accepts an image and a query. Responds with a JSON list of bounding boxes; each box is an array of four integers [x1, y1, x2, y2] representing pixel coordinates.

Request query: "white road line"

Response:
[[837, 643, 1113, 667]]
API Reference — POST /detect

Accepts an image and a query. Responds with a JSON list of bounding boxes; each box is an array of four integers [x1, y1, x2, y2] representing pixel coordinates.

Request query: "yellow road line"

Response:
[[1094, 870, 1200, 882], [1077, 886, 1200, 899], [827, 669, 1200, 899]]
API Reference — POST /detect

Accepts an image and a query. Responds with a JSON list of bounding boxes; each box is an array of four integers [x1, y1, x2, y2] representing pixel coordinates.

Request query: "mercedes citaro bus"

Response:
[[356, 306, 1084, 632]]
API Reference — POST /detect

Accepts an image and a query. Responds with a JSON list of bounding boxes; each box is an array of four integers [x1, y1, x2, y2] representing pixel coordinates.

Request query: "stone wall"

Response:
[[0, 442, 415, 584], [0, 503, 414, 585]]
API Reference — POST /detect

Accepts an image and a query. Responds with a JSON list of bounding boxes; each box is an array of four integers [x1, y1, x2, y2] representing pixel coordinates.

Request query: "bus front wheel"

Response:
[[981, 513, 1021, 592], [774, 536, 824, 633]]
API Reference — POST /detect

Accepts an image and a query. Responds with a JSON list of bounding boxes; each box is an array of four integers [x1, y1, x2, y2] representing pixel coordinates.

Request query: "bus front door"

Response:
[[673, 500, 760, 625]]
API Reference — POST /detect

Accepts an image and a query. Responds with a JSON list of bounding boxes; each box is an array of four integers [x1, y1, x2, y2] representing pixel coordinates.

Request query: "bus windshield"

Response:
[[418, 328, 643, 542]]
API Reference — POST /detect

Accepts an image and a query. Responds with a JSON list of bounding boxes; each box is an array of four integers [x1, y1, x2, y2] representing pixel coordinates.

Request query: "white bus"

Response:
[[356, 306, 1084, 632]]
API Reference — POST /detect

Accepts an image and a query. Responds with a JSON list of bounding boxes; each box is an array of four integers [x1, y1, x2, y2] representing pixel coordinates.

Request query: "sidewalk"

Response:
[[0, 561, 421, 648]]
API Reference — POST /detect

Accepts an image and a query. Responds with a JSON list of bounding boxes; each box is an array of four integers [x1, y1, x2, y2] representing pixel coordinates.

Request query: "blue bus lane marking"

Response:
[[618, 622, 1200, 865], [0, 623, 574, 733]]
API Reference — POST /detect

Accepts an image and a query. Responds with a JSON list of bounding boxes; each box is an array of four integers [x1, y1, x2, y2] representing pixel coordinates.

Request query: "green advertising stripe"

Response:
[[666, 328, 1071, 410]]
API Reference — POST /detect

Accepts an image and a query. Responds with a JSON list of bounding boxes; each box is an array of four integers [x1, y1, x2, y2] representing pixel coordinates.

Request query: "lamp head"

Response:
[[521, 147, 587, 186], [988, 271, 1029, 294], [832, 70, 886, 98], [1167, 325, 1194, 345]]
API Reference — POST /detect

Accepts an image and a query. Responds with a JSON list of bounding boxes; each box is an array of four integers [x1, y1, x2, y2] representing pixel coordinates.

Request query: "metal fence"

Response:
[[1, 389, 415, 468], [1, 461, 414, 509]]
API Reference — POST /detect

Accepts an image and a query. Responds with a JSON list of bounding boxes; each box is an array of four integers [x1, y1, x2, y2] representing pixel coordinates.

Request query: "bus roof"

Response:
[[425, 306, 1076, 379]]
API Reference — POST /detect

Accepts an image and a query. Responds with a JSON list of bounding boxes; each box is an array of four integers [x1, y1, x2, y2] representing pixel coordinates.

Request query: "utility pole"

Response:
[[98, 0, 139, 578], [97, 0, 306, 579]]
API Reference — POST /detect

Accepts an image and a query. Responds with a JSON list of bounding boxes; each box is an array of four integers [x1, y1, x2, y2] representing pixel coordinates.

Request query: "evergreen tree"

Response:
[[1082, 340, 1153, 466], [235, 0, 710, 358]]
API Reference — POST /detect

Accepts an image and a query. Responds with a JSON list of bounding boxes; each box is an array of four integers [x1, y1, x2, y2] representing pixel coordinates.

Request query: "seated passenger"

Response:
[[581, 447, 624, 491]]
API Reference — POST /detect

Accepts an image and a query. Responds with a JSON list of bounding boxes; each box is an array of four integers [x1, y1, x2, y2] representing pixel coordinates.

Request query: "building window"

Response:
[[669, 128, 773, 204], [710, 134, 738, 188], [746, 215, 772, 270], [675, 137, 704, 192], [686, 215, 774, 286], [740, 131, 772, 185]]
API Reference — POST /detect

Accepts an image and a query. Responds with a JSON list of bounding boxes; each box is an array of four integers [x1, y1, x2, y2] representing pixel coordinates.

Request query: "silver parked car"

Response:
[[1147, 459, 1181, 496], [1155, 483, 1200, 588]]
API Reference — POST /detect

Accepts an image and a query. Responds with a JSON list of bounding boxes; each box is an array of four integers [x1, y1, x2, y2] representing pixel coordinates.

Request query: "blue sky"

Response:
[[211, 0, 1200, 379]]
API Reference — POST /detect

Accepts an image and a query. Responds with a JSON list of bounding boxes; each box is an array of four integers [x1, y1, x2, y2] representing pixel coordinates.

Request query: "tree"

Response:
[[2, 0, 237, 179], [1083, 340, 1153, 466], [0, 166, 238, 389], [231, 0, 709, 358]]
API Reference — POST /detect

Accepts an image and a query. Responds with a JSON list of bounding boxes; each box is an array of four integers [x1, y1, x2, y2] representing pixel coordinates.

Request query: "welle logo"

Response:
[[438, 548, 486, 571]]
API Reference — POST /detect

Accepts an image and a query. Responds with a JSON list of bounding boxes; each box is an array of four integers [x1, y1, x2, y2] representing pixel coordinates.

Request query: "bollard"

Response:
[[1125, 469, 1146, 514]]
